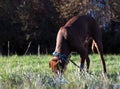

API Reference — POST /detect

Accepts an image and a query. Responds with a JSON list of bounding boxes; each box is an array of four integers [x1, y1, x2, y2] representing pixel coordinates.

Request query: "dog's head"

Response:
[[49, 56, 68, 74]]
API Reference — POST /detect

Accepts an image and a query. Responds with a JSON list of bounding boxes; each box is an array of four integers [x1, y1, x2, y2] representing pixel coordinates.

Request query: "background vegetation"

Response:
[[0, 0, 120, 55]]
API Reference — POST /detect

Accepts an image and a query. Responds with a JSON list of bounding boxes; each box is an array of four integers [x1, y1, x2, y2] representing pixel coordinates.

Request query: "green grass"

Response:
[[0, 54, 120, 89]]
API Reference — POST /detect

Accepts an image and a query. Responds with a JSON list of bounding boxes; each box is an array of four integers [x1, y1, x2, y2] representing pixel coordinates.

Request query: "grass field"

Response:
[[0, 54, 120, 89]]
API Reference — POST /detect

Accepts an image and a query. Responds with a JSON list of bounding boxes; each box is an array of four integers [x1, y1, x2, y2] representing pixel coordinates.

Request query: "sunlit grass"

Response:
[[0, 54, 120, 89]]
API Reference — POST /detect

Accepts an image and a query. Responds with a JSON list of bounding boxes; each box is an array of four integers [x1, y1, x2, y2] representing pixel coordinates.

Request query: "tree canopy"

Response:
[[0, 0, 119, 55]]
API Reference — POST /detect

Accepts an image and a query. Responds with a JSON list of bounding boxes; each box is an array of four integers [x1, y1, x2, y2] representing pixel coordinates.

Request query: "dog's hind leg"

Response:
[[91, 40, 96, 53], [73, 43, 90, 72], [93, 40, 106, 73], [84, 39, 91, 72], [91, 23, 107, 73], [85, 54, 90, 72]]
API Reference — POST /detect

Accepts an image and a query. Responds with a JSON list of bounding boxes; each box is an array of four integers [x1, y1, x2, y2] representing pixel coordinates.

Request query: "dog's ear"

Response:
[[49, 58, 57, 68], [49, 57, 60, 68]]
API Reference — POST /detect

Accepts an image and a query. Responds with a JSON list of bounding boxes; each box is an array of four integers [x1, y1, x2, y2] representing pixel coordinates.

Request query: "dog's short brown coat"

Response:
[[49, 15, 106, 74]]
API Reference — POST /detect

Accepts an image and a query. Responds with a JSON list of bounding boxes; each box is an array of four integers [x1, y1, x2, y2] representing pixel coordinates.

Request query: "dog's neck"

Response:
[[54, 26, 71, 60], [54, 50, 70, 58], [54, 42, 71, 60]]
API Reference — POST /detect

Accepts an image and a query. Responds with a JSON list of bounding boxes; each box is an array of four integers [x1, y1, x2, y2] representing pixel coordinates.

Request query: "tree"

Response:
[[0, 0, 119, 55]]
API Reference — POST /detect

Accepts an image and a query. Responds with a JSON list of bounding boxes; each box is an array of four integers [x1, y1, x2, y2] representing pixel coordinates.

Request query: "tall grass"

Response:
[[0, 54, 120, 89]]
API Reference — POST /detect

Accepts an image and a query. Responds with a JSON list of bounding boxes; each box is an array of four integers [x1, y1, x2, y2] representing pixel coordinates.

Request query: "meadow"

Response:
[[0, 54, 120, 89]]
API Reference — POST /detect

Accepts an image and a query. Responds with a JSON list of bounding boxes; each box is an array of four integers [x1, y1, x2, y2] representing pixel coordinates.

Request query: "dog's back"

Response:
[[65, 15, 96, 29], [64, 15, 101, 42]]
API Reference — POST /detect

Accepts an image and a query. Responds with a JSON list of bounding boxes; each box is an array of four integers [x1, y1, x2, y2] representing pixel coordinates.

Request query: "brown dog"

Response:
[[49, 15, 106, 75]]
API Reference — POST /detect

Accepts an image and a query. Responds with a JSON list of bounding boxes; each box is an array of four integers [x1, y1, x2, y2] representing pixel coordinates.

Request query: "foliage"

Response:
[[0, 54, 120, 89], [103, 30, 120, 54], [0, 0, 120, 55], [109, 0, 120, 21]]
